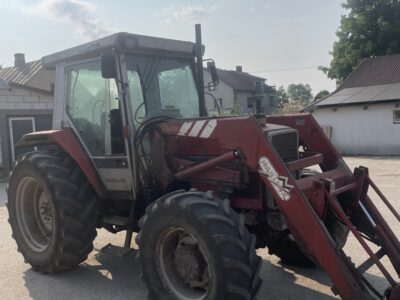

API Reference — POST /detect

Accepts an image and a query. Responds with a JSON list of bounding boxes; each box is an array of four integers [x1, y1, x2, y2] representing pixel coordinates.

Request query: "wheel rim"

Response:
[[156, 227, 211, 300], [15, 177, 54, 252]]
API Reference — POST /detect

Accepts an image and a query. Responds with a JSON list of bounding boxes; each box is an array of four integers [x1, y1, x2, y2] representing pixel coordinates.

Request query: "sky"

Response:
[[0, 0, 346, 94]]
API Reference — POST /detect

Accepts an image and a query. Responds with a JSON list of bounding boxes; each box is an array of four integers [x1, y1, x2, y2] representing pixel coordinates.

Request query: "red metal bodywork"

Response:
[[18, 114, 399, 299], [158, 113, 400, 300], [17, 128, 106, 198]]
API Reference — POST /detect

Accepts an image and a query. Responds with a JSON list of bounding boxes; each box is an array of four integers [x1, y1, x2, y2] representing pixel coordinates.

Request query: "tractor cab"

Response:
[[42, 30, 217, 193]]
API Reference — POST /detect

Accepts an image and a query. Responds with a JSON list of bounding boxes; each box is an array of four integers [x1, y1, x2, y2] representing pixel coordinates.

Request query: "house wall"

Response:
[[203, 71, 235, 115], [236, 91, 253, 114], [242, 93, 278, 115], [313, 103, 400, 155], [0, 87, 53, 175], [26, 69, 55, 92], [203, 70, 278, 115], [0, 87, 53, 110]]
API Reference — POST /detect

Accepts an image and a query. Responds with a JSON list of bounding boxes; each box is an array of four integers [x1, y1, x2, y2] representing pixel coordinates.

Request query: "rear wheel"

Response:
[[7, 151, 97, 273], [136, 190, 262, 300]]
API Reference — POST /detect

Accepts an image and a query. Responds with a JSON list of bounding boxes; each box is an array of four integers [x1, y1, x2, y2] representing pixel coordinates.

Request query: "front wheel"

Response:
[[136, 190, 262, 300]]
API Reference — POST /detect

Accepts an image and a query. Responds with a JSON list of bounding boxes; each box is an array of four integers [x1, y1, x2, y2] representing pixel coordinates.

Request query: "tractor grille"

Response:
[[269, 130, 298, 163]]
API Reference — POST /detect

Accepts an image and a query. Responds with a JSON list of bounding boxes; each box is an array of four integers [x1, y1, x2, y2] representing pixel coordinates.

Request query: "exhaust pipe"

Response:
[[195, 24, 207, 116]]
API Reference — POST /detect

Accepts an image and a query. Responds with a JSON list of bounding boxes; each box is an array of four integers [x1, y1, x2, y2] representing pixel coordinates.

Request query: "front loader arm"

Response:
[[221, 117, 373, 299], [160, 115, 399, 299]]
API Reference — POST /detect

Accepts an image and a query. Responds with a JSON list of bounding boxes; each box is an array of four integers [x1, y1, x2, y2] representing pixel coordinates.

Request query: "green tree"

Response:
[[321, 0, 400, 84], [229, 101, 242, 116], [287, 83, 313, 104], [276, 85, 289, 108], [272, 84, 313, 115], [314, 90, 330, 101], [274, 101, 305, 114]]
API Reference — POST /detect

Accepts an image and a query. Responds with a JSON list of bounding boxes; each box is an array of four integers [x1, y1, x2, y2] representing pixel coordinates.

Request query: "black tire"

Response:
[[136, 190, 262, 300], [7, 150, 97, 273]]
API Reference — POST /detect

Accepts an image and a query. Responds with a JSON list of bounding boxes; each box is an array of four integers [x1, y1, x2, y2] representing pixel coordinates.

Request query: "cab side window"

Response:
[[66, 60, 122, 156]]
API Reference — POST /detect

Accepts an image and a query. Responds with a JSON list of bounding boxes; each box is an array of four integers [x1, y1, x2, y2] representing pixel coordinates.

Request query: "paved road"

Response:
[[0, 157, 399, 299]]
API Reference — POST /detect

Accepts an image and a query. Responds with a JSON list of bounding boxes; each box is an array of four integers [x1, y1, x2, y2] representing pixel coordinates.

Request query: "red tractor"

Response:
[[7, 25, 400, 299]]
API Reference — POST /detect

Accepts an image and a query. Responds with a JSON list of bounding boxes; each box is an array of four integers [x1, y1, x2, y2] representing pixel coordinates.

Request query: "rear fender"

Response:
[[16, 128, 106, 198]]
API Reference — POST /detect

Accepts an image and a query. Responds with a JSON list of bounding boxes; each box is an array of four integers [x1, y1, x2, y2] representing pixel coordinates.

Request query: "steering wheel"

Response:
[[134, 102, 146, 123]]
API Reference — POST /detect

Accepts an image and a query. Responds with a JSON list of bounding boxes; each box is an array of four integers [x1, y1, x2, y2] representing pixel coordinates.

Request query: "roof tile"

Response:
[[339, 54, 400, 89], [0, 60, 42, 86]]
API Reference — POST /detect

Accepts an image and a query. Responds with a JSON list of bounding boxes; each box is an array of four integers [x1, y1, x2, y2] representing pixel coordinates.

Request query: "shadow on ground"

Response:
[[273, 259, 391, 299], [23, 249, 147, 300], [22, 251, 388, 300]]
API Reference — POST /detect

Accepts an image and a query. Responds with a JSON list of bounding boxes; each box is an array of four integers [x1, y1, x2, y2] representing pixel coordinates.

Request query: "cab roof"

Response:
[[42, 32, 199, 69]]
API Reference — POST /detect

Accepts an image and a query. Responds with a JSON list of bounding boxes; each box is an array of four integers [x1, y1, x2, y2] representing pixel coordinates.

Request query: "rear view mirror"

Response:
[[207, 61, 219, 85], [101, 54, 116, 78]]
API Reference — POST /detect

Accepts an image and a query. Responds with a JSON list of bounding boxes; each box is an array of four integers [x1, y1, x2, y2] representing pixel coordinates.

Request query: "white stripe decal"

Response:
[[188, 120, 207, 137], [178, 121, 193, 136], [199, 119, 217, 138]]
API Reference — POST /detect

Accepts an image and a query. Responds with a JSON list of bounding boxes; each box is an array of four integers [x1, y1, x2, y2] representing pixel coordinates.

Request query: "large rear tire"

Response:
[[136, 190, 262, 300], [7, 150, 98, 273]]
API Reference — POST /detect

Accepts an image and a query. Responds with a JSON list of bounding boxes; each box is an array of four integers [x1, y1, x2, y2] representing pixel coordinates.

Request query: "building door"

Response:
[[8, 117, 35, 162]]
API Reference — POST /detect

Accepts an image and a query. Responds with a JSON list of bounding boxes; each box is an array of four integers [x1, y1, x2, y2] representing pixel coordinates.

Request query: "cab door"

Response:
[[65, 59, 132, 192]]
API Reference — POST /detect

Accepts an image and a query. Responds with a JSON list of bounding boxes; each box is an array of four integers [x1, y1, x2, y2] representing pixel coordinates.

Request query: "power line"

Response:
[[251, 66, 320, 73]]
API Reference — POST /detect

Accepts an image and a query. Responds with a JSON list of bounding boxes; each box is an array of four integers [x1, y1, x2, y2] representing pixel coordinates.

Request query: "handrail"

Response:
[[368, 177, 400, 223], [286, 153, 323, 171]]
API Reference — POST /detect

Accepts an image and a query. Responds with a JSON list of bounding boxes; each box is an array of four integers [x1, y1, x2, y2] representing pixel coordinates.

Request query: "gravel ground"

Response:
[[0, 157, 399, 299]]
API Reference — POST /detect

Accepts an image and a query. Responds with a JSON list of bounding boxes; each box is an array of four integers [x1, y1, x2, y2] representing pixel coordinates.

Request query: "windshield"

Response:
[[126, 55, 200, 123]]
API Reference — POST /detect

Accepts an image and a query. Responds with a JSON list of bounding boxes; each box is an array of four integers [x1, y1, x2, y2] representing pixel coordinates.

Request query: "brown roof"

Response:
[[0, 60, 42, 86], [217, 69, 265, 91], [303, 54, 400, 111], [339, 54, 400, 90]]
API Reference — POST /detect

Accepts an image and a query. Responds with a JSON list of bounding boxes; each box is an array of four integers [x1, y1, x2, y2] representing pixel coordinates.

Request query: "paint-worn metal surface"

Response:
[[156, 113, 400, 300]]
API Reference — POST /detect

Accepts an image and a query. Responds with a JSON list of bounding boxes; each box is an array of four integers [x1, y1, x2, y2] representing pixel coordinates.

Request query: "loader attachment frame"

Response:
[[159, 113, 400, 299], [267, 114, 400, 299]]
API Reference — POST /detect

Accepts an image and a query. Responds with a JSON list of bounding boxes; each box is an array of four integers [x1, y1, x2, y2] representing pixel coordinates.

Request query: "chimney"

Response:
[[14, 53, 25, 67], [236, 65, 242, 72]]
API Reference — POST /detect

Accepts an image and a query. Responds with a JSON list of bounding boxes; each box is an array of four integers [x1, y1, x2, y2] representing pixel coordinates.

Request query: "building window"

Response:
[[207, 83, 216, 91], [393, 110, 400, 123], [269, 95, 274, 107], [247, 98, 253, 108]]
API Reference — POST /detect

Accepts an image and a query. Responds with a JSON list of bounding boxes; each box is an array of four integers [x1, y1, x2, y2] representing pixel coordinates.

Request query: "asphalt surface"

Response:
[[0, 157, 399, 300]]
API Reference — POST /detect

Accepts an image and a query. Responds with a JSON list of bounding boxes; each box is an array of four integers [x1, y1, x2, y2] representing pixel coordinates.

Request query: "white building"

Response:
[[305, 54, 400, 155], [0, 54, 54, 176], [204, 66, 278, 115]]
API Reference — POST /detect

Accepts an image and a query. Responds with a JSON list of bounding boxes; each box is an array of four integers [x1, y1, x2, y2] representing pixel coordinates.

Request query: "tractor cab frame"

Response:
[[42, 30, 213, 197]]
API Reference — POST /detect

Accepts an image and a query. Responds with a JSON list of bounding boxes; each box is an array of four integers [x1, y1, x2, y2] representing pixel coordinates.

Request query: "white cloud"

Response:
[[30, 0, 112, 40], [161, 5, 220, 24], [249, 6, 256, 15]]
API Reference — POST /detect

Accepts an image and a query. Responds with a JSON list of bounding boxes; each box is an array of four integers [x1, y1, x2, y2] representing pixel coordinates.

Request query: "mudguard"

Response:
[[16, 128, 106, 198]]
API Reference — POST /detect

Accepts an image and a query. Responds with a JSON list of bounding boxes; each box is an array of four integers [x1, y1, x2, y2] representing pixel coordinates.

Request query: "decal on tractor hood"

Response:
[[258, 156, 294, 201], [178, 119, 217, 139]]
